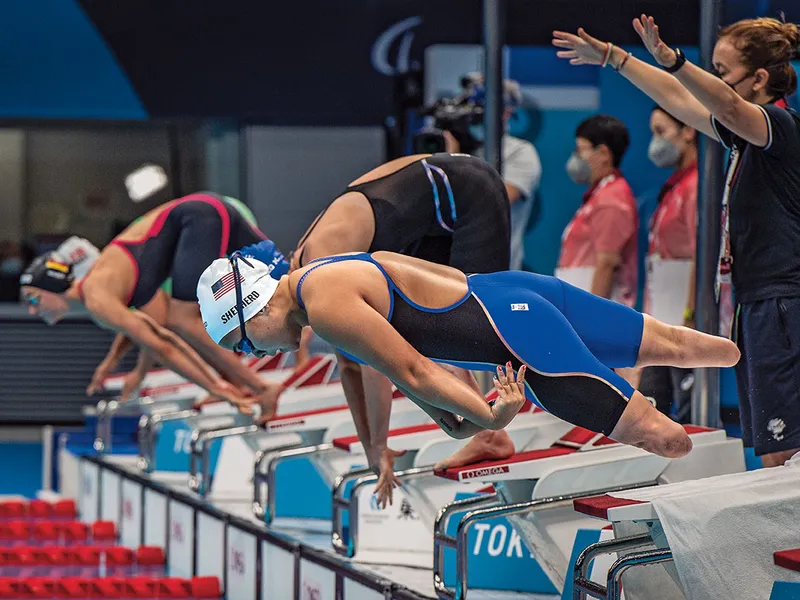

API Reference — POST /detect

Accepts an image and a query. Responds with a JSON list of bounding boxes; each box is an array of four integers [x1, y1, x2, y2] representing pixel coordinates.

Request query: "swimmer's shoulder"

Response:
[[294, 257, 388, 319]]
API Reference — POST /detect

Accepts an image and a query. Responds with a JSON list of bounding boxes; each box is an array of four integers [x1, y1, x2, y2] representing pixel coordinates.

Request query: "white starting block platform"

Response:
[[75, 357, 768, 600], [571, 460, 800, 600]]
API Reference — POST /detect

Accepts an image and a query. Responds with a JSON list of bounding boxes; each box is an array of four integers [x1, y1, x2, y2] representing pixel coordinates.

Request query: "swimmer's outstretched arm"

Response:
[[86, 294, 247, 406], [87, 333, 136, 395], [396, 385, 487, 439], [308, 302, 523, 433]]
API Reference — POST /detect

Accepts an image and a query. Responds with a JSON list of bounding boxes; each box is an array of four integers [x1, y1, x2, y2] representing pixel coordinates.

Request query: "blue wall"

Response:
[[0, 1, 145, 119]]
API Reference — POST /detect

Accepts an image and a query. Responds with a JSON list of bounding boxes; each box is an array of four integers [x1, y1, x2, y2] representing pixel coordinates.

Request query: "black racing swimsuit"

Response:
[[297, 154, 510, 273], [109, 193, 265, 307], [295, 254, 643, 435]]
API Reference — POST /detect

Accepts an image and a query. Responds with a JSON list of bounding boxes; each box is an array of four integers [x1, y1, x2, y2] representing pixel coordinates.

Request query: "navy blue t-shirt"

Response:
[[711, 101, 800, 303]]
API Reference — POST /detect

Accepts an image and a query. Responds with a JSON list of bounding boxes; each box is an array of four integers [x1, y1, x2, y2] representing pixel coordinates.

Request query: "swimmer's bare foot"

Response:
[[610, 392, 692, 458], [434, 430, 516, 471]]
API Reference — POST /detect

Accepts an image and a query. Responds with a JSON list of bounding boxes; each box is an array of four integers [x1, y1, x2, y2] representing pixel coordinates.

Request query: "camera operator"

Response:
[[415, 75, 541, 270]]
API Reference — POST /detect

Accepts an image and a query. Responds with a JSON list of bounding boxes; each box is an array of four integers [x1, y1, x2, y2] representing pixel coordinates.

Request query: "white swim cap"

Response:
[[56, 236, 100, 280], [197, 256, 280, 345]]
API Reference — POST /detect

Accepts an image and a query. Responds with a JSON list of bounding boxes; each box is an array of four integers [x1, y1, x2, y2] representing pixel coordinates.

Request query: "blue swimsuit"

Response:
[[296, 254, 645, 435]]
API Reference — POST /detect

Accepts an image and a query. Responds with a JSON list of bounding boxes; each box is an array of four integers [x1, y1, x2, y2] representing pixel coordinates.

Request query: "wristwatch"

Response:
[[663, 48, 687, 73]]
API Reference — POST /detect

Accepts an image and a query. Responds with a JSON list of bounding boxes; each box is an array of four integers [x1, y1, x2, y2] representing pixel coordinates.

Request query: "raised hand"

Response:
[[490, 362, 527, 429], [552, 28, 610, 66], [632, 14, 677, 67]]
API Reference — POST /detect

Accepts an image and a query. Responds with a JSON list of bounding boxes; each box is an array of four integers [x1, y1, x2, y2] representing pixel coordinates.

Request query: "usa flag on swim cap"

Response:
[[211, 272, 242, 300]]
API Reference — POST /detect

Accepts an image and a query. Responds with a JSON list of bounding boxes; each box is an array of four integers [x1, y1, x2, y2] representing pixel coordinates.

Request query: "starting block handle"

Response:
[[572, 533, 654, 600], [432, 493, 501, 600], [331, 466, 376, 557], [188, 423, 261, 497], [344, 466, 435, 560], [137, 409, 198, 473], [253, 443, 335, 524], [606, 548, 673, 600]]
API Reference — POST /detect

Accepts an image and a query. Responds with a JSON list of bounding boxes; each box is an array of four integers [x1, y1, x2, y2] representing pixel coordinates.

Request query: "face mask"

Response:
[[722, 72, 754, 96], [566, 153, 592, 185], [648, 136, 681, 169]]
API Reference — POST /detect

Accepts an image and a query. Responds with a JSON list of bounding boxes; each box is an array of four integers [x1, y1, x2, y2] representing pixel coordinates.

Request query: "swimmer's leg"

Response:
[[472, 283, 692, 458], [636, 314, 740, 369], [531, 273, 740, 370]]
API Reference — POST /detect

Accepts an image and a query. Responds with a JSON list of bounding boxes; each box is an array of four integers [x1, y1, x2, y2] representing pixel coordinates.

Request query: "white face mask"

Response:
[[565, 153, 592, 185], [648, 136, 681, 169]]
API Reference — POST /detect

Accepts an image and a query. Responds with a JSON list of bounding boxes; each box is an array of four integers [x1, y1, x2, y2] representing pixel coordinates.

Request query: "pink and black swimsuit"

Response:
[[108, 192, 266, 307]]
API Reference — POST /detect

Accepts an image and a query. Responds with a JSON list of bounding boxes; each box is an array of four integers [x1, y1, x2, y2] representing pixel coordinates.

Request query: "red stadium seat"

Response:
[[123, 576, 157, 598], [21, 578, 57, 599], [106, 546, 135, 567], [6, 520, 30, 541], [0, 577, 16, 599], [28, 501, 52, 520], [0, 501, 26, 520], [191, 576, 222, 598], [63, 522, 89, 543], [90, 577, 127, 598], [91, 521, 117, 542], [156, 577, 192, 598], [33, 520, 62, 542], [136, 545, 165, 566], [55, 577, 91, 598], [53, 500, 78, 520]]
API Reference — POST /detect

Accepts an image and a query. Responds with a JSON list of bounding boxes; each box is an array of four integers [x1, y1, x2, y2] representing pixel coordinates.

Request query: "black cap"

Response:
[[19, 253, 74, 293]]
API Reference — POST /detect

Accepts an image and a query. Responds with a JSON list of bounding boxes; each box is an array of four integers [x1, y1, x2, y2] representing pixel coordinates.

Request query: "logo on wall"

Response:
[[123, 499, 133, 520], [171, 520, 184, 543], [371, 16, 423, 75], [398, 498, 419, 520], [302, 580, 321, 600], [230, 548, 246, 576]]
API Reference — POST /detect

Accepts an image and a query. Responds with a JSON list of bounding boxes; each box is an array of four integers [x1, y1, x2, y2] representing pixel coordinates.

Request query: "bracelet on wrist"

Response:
[[683, 308, 696, 321], [615, 51, 632, 73], [601, 42, 614, 68]]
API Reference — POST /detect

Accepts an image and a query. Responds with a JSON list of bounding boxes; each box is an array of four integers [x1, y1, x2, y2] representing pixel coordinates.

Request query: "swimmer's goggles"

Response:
[[229, 252, 256, 355], [23, 292, 40, 307]]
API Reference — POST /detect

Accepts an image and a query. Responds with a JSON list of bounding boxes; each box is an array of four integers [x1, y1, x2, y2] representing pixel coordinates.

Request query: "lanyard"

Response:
[[715, 145, 741, 300]]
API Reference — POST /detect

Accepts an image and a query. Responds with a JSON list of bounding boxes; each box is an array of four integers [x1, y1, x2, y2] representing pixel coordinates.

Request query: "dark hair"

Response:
[[719, 17, 800, 99], [651, 105, 698, 146], [575, 115, 630, 168]]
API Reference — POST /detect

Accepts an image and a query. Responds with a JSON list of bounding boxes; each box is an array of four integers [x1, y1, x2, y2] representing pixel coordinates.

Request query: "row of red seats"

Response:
[[0, 576, 220, 598], [0, 545, 164, 568], [0, 521, 116, 544], [0, 501, 76, 521]]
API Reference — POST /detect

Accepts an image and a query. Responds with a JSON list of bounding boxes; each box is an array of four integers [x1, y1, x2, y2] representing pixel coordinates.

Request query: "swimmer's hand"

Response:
[[374, 447, 406, 509], [552, 28, 609, 66], [86, 360, 114, 396], [252, 382, 285, 424], [194, 381, 257, 415], [120, 369, 145, 403], [490, 363, 527, 429]]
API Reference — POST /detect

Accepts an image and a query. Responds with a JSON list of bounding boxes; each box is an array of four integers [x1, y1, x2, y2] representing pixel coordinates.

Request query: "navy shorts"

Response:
[[735, 297, 800, 455]]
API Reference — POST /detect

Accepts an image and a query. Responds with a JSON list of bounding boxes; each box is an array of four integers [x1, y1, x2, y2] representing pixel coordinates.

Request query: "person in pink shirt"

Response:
[[557, 115, 639, 308], [639, 106, 699, 421]]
